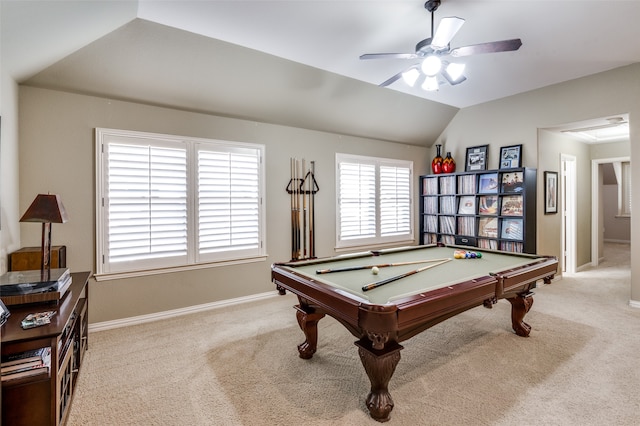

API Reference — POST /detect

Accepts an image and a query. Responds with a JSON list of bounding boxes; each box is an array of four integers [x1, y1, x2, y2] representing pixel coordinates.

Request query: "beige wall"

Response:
[[9, 65, 640, 323], [435, 63, 640, 304], [18, 86, 429, 323]]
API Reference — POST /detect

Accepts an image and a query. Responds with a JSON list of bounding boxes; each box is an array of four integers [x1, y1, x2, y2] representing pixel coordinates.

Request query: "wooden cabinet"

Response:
[[1, 271, 90, 425], [9, 246, 67, 271], [419, 168, 536, 253]]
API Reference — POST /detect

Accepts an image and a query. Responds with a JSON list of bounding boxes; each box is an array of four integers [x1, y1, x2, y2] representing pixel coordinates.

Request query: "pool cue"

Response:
[[309, 161, 315, 258], [302, 159, 307, 259], [290, 158, 296, 260], [294, 158, 300, 259], [361, 259, 451, 292], [316, 258, 450, 274]]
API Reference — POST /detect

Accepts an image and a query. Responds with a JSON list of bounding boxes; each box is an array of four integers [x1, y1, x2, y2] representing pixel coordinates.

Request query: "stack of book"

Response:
[[0, 268, 72, 306], [1, 347, 51, 382]]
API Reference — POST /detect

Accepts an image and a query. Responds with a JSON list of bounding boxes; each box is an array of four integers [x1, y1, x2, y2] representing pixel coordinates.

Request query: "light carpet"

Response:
[[68, 243, 640, 425]]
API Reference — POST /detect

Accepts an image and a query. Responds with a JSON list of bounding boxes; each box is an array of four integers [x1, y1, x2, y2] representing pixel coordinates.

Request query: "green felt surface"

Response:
[[283, 246, 543, 305]]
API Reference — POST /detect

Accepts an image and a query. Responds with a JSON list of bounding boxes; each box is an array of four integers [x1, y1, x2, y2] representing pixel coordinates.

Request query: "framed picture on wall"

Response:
[[499, 144, 522, 169], [465, 145, 488, 171], [544, 171, 558, 214]]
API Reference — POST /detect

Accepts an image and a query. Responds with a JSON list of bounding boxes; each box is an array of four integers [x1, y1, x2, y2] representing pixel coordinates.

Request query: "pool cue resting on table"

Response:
[[361, 258, 452, 292], [315, 258, 450, 274]]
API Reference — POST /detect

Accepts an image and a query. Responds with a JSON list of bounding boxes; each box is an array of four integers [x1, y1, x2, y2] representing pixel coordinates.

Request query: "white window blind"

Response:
[[336, 154, 413, 248], [96, 128, 265, 277], [380, 165, 412, 236], [107, 143, 188, 264], [197, 147, 261, 260]]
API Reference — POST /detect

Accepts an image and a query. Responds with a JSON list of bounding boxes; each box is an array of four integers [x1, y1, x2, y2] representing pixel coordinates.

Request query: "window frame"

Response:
[[335, 153, 414, 250], [95, 128, 266, 280]]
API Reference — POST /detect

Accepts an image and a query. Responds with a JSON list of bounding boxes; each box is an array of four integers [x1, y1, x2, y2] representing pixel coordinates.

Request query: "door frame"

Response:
[[561, 154, 577, 274], [591, 156, 630, 266]]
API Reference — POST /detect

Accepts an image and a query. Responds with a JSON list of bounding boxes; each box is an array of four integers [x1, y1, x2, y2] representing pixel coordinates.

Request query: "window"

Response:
[[336, 153, 413, 249], [95, 128, 265, 278]]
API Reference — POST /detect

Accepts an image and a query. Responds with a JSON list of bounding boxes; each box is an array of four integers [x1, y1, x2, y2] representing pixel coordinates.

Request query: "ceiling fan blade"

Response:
[[379, 71, 405, 87], [431, 17, 465, 50], [360, 53, 419, 60], [450, 38, 522, 57]]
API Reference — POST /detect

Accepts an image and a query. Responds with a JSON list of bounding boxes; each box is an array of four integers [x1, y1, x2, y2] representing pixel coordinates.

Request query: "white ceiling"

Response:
[[2, 0, 639, 146]]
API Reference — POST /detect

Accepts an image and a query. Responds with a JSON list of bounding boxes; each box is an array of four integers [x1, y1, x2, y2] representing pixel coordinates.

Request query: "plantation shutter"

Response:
[[339, 162, 377, 240], [380, 165, 411, 236], [107, 142, 188, 265], [197, 146, 261, 258]]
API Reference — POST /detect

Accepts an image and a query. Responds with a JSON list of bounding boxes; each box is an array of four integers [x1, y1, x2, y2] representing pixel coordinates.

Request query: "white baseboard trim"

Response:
[[629, 300, 640, 309], [89, 291, 280, 333]]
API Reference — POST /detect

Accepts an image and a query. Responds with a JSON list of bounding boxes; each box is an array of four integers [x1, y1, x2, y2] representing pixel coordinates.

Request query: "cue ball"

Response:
[[372, 266, 380, 275]]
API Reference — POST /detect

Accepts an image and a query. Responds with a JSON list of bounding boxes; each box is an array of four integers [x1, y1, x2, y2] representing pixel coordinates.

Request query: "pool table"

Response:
[[271, 244, 557, 422]]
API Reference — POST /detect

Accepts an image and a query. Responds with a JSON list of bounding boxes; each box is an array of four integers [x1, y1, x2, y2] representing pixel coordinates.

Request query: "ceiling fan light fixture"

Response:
[[402, 68, 420, 87], [422, 76, 439, 91], [421, 55, 441, 76], [445, 62, 466, 82]]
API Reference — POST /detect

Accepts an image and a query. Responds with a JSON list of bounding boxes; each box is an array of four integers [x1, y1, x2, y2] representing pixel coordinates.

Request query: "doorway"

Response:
[[561, 154, 576, 274]]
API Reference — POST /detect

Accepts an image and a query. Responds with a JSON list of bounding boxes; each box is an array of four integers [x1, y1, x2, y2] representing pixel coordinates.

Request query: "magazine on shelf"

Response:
[[501, 218, 523, 240], [501, 195, 523, 216], [478, 173, 499, 193], [501, 171, 524, 193], [478, 217, 499, 238], [458, 196, 476, 215], [478, 195, 498, 215]]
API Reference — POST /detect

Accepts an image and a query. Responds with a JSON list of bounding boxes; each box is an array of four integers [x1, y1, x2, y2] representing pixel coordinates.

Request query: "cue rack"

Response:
[[287, 158, 319, 261]]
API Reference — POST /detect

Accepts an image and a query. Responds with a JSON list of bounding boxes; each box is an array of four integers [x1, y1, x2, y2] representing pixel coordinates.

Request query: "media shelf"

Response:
[[1, 271, 90, 426], [420, 168, 536, 253]]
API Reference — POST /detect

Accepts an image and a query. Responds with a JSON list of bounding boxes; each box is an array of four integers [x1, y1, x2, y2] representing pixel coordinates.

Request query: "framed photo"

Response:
[[458, 196, 476, 215], [478, 172, 498, 194], [500, 171, 524, 193], [501, 195, 523, 216], [465, 145, 488, 171], [501, 218, 523, 240], [499, 144, 522, 169], [478, 195, 498, 215], [544, 171, 558, 214]]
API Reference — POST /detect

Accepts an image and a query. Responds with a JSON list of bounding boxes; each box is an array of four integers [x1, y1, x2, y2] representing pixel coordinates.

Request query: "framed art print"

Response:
[[544, 171, 558, 214], [499, 144, 522, 169], [465, 145, 488, 172]]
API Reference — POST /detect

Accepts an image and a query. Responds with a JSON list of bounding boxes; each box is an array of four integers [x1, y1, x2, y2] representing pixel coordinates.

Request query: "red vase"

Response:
[[442, 152, 456, 173], [431, 144, 443, 174]]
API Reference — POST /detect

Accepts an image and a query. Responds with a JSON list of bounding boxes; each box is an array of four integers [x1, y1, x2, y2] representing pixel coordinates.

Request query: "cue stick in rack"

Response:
[[315, 258, 450, 274], [290, 158, 296, 260], [361, 258, 452, 292], [309, 161, 315, 258], [302, 159, 307, 259]]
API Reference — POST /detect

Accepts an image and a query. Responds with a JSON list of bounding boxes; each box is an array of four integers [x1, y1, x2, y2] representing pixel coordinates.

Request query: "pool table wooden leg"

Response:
[[507, 292, 534, 337], [294, 305, 325, 359], [355, 339, 403, 423]]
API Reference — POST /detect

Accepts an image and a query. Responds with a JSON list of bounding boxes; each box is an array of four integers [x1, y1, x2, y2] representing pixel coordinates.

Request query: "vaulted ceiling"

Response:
[[3, 1, 640, 147]]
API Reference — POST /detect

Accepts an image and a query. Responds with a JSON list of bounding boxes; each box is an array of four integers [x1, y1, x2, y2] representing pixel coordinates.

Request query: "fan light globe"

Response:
[[445, 63, 466, 82], [401, 68, 420, 87], [421, 55, 441, 77], [422, 76, 439, 91]]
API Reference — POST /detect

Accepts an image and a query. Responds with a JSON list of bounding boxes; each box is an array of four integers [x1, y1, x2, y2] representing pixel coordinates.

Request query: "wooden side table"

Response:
[[9, 246, 67, 271], [1, 271, 90, 425]]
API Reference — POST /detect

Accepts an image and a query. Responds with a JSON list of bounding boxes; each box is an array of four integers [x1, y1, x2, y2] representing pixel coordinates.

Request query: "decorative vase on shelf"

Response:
[[431, 144, 443, 174], [442, 151, 456, 173]]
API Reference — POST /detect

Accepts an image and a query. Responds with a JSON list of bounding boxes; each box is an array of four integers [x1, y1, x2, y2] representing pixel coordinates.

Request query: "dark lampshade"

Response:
[[20, 194, 69, 224], [20, 194, 69, 275]]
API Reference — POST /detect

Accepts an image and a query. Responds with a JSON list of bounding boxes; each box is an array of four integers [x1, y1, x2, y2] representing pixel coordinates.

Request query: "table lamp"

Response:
[[20, 194, 69, 279]]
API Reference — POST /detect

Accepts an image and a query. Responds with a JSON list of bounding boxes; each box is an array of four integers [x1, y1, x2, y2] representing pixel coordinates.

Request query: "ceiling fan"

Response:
[[360, 0, 522, 91]]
